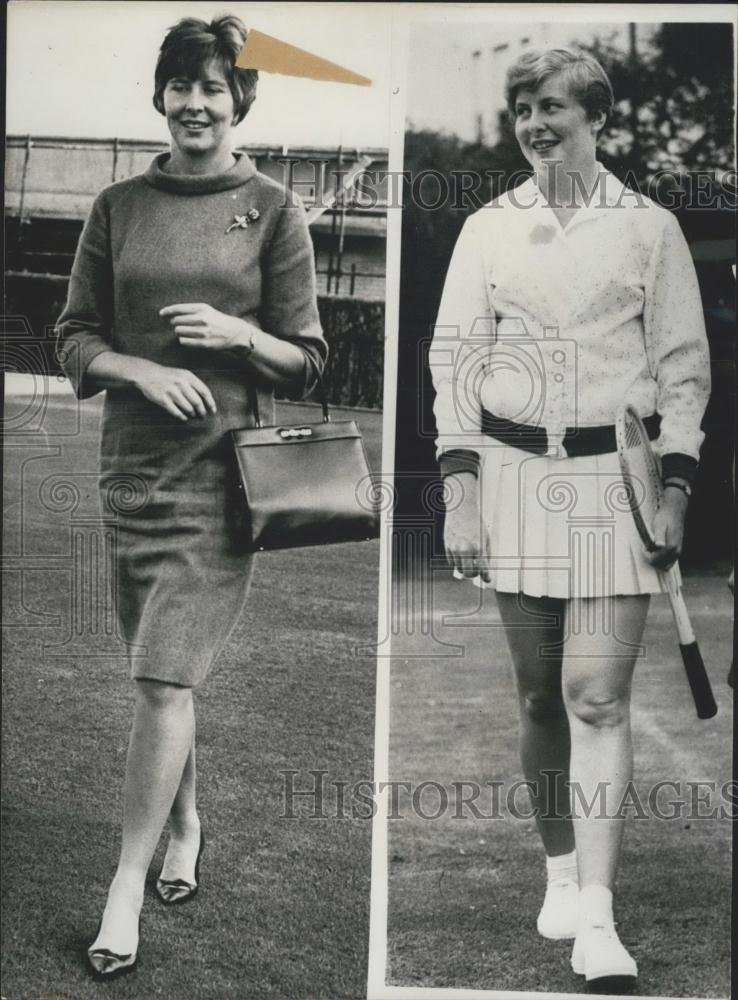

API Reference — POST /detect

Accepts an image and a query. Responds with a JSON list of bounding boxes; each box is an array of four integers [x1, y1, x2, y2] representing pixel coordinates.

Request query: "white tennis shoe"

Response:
[[536, 877, 579, 940], [570, 921, 638, 984]]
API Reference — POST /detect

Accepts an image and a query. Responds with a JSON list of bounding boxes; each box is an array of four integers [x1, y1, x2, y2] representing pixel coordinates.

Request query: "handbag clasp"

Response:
[[278, 426, 313, 439]]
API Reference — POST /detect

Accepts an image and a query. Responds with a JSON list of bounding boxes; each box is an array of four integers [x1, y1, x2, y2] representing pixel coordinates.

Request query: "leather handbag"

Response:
[[230, 378, 380, 551]]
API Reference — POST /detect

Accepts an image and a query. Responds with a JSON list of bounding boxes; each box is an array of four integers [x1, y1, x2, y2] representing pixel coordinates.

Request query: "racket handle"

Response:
[[679, 642, 718, 719]]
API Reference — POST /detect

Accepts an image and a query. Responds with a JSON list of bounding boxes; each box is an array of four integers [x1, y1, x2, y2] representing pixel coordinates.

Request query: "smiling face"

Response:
[[162, 58, 236, 165], [513, 71, 604, 174]]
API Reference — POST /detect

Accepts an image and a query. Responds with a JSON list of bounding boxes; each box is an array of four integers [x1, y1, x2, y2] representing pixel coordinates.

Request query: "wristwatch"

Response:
[[664, 480, 692, 498]]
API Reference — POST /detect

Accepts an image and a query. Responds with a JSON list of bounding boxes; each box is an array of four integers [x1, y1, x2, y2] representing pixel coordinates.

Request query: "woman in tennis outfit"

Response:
[[56, 15, 327, 979], [430, 48, 710, 988]]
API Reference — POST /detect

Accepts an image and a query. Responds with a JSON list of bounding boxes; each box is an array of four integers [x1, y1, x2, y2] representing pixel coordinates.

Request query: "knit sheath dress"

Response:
[[56, 152, 328, 685]]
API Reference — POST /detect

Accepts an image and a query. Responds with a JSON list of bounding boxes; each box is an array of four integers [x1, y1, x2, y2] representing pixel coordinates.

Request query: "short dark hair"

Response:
[[153, 15, 258, 124], [505, 48, 614, 130]]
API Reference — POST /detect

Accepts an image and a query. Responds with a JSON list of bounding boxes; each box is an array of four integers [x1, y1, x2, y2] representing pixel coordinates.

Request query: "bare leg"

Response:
[[157, 735, 202, 899], [562, 595, 649, 889], [496, 591, 574, 857], [88, 679, 195, 970], [169, 735, 199, 832]]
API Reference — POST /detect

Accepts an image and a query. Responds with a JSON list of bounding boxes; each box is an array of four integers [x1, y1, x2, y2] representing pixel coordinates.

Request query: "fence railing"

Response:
[[316, 261, 385, 298]]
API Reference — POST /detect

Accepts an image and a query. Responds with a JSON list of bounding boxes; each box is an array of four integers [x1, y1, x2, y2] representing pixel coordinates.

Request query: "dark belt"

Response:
[[481, 410, 661, 457]]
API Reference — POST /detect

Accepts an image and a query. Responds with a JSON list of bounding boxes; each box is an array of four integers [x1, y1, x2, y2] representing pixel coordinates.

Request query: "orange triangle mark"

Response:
[[236, 28, 371, 86]]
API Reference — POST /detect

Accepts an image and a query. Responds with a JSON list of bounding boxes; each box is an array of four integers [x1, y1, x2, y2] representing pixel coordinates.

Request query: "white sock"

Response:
[[578, 884, 614, 926], [545, 850, 578, 885]]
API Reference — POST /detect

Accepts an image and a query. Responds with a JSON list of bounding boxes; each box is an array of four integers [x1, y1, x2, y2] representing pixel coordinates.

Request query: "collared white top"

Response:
[[430, 168, 711, 462]]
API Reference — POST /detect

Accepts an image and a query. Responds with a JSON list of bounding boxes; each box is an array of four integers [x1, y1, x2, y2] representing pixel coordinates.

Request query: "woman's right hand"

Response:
[[443, 472, 491, 582], [134, 364, 218, 421]]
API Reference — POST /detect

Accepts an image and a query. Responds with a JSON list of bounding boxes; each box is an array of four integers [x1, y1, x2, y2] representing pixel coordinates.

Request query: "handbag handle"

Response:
[[247, 360, 330, 429]]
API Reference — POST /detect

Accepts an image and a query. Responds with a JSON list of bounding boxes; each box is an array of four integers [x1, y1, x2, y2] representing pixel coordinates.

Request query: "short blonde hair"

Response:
[[505, 48, 614, 127]]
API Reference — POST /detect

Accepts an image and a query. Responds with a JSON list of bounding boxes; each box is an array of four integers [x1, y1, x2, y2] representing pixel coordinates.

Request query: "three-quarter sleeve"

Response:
[[260, 191, 328, 401], [428, 214, 496, 477], [643, 210, 711, 479], [55, 191, 114, 398]]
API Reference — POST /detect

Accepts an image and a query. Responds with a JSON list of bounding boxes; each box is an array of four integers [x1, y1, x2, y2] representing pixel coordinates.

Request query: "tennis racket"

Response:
[[615, 404, 717, 719]]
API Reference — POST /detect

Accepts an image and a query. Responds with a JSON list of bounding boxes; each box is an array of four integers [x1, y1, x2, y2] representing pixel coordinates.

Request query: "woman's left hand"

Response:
[[646, 487, 688, 570], [160, 303, 252, 351]]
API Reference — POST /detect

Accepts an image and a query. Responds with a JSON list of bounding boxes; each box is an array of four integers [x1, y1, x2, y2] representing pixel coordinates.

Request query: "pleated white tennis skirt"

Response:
[[458, 444, 675, 599]]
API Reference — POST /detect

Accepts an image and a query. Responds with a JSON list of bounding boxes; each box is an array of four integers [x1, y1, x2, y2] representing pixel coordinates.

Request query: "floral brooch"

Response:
[[226, 209, 260, 234]]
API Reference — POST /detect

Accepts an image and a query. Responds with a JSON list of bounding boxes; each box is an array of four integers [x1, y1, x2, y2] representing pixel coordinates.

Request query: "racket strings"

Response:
[[619, 409, 662, 541]]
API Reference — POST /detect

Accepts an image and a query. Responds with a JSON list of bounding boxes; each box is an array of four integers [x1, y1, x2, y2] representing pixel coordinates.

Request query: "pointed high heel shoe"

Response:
[[86, 917, 140, 981], [155, 830, 205, 905]]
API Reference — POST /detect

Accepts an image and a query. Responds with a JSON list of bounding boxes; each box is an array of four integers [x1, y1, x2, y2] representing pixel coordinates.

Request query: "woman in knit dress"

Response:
[[56, 16, 327, 979], [430, 48, 710, 989]]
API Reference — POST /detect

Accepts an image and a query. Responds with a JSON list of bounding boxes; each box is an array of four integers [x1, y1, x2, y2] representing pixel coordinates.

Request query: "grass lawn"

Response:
[[387, 568, 733, 997], [2, 385, 382, 999]]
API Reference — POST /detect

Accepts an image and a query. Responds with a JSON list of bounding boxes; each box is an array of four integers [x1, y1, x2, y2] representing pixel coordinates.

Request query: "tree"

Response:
[[578, 23, 735, 183]]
